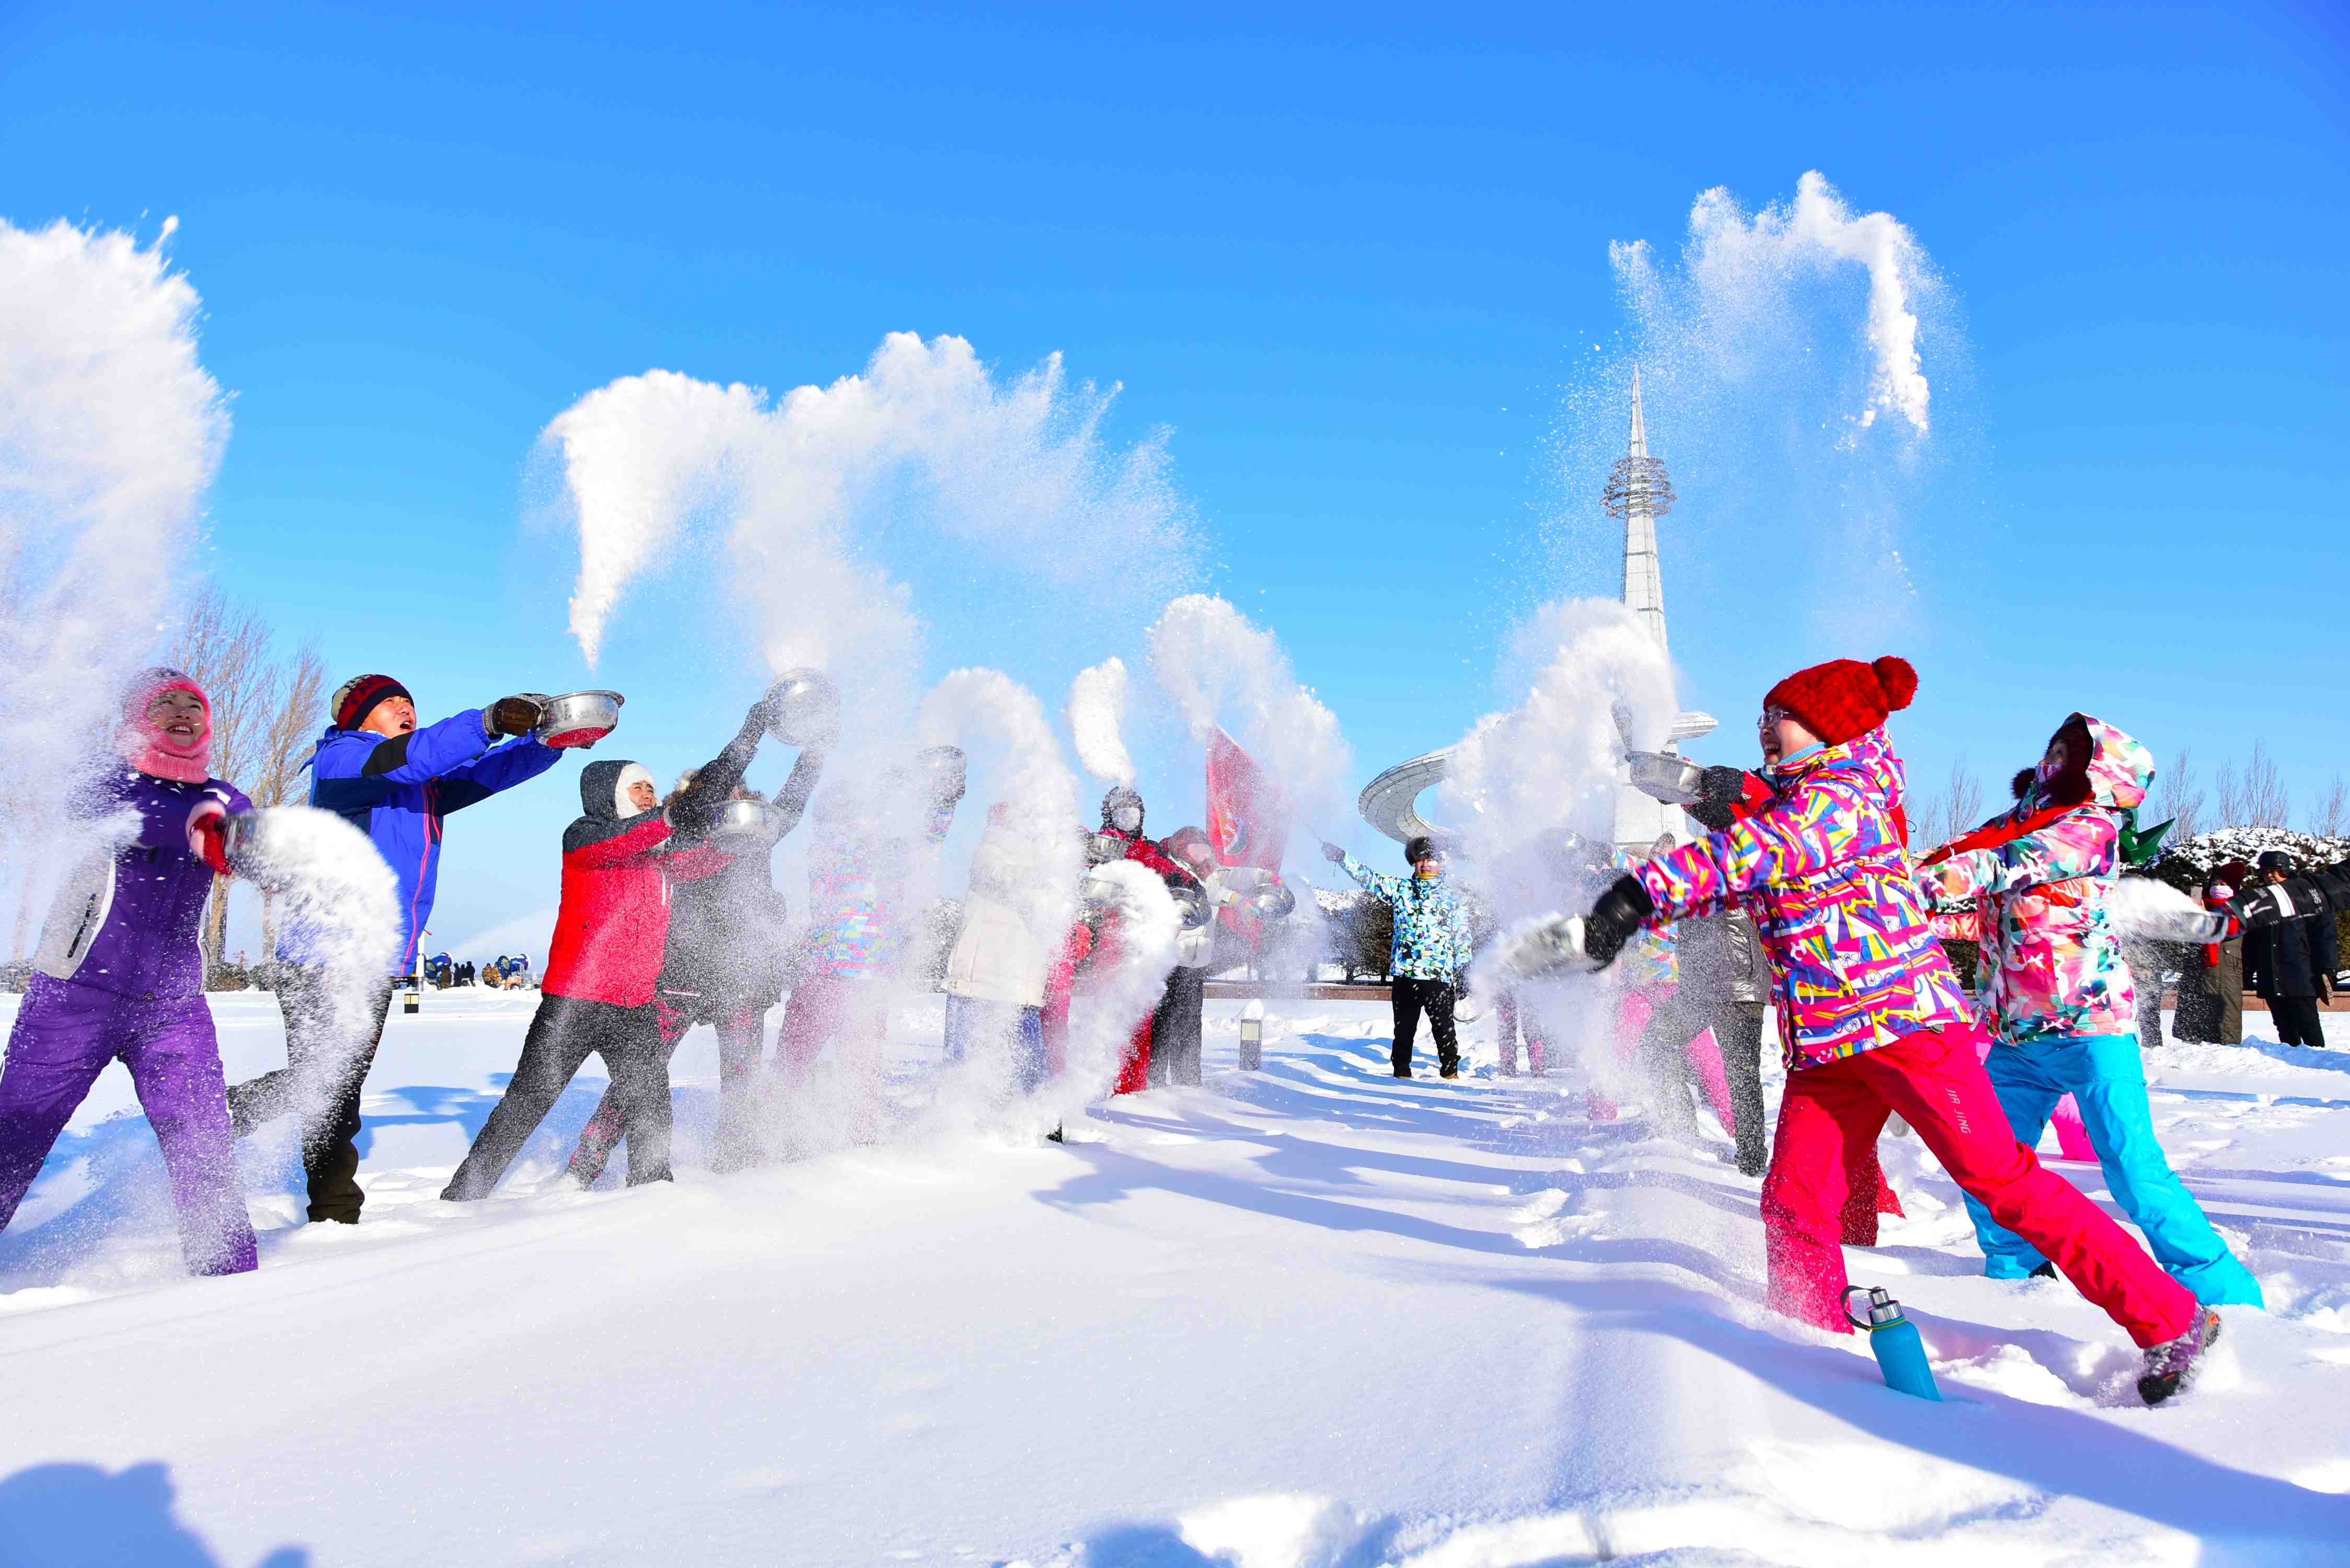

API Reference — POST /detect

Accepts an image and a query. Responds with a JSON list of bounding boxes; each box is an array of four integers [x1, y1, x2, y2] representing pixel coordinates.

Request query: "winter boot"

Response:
[[2028, 1261, 2058, 1282], [2138, 1306, 2222, 1406], [1393, 1066, 1413, 1079]]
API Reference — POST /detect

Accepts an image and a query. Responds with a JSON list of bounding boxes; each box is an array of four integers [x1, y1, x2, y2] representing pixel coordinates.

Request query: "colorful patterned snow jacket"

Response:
[[1914, 714, 2150, 1044], [1632, 725, 1974, 1071], [1338, 854, 1473, 982]]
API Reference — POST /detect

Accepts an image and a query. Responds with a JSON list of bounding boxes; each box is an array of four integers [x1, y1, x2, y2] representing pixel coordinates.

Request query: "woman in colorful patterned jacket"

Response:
[[773, 751, 964, 1137], [1917, 714, 2262, 1307], [1504, 657, 2217, 1405]]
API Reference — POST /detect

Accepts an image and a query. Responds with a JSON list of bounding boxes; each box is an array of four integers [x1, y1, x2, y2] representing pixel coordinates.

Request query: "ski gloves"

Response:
[[1501, 874, 1655, 981], [486, 695, 548, 739]]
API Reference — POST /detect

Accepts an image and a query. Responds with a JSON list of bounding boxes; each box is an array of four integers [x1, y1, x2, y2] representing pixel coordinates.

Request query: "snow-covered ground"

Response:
[[0, 990, 2346, 1567]]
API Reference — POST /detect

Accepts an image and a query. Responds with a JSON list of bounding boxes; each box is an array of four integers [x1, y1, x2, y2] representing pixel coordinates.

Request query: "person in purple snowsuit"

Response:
[[0, 669, 259, 1276]]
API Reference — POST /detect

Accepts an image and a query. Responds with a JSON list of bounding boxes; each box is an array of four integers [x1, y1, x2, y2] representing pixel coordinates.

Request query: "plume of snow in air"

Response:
[[1145, 595, 1351, 835], [539, 334, 1195, 719], [1033, 857, 1180, 1127], [2105, 875, 2230, 946], [1067, 658, 1137, 786], [1618, 170, 1933, 434], [231, 806, 401, 1131], [1446, 600, 1679, 1084], [0, 216, 227, 910], [903, 668, 1088, 1134]]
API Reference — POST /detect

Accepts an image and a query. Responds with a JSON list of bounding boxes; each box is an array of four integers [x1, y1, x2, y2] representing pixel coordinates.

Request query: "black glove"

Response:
[[1697, 766, 1752, 806], [485, 695, 545, 738], [1320, 841, 1346, 864], [1583, 874, 1656, 969]]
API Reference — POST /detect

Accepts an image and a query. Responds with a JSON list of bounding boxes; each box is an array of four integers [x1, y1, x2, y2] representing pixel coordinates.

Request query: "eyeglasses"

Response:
[[1757, 706, 1793, 736]]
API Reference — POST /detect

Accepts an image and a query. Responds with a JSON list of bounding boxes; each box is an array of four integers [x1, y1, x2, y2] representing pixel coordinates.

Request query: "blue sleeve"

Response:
[[311, 713, 496, 816], [1339, 852, 1401, 905], [437, 737, 562, 813]]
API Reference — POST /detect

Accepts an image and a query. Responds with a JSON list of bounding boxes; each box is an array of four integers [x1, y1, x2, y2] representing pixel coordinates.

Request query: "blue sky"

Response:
[[6, 2, 2345, 957]]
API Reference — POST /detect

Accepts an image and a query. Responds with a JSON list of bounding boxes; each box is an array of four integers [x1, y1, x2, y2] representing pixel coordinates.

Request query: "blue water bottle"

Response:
[[1842, 1285, 1942, 1401]]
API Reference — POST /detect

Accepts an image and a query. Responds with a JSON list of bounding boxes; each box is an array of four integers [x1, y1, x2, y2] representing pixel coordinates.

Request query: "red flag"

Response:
[[1206, 727, 1289, 872], [1207, 729, 1295, 951]]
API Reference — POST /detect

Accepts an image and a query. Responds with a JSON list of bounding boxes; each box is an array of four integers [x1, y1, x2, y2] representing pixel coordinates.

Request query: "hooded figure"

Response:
[[0, 670, 259, 1276], [568, 698, 822, 1180], [444, 745, 744, 1202], [1918, 713, 2262, 1307], [1511, 661, 2214, 1403]]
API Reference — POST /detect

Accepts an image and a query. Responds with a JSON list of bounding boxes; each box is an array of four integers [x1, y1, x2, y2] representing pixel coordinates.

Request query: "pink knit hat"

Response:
[[119, 666, 212, 783]]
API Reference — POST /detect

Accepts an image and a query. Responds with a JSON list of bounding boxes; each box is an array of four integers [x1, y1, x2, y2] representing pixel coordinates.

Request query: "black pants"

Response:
[[1148, 968, 1206, 1088], [227, 969, 396, 1224], [1713, 1002, 1769, 1173], [1633, 996, 1709, 1141], [1391, 976, 1457, 1075], [2270, 995, 2328, 1048], [442, 995, 672, 1201]]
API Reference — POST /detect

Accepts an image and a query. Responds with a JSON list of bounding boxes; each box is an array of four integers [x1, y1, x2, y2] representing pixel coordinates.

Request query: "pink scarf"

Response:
[[119, 667, 213, 784]]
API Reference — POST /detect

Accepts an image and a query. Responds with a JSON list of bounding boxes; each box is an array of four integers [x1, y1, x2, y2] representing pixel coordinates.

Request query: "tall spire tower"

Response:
[[1603, 365, 1676, 653]]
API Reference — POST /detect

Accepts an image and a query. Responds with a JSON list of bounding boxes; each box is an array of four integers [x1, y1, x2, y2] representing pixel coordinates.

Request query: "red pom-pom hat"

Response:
[[1762, 655, 1918, 748]]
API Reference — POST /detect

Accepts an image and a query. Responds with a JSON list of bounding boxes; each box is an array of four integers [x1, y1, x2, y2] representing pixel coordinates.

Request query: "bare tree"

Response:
[[169, 589, 324, 971], [2149, 746, 2204, 839], [250, 642, 327, 951], [2214, 757, 2243, 829], [1913, 753, 1985, 851], [2311, 772, 2348, 839], [2241, 739, 2290, 828]]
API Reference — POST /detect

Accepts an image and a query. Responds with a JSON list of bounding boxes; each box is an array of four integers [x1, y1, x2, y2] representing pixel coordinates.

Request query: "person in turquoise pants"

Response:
[[1918, 712, 2263, 1308]]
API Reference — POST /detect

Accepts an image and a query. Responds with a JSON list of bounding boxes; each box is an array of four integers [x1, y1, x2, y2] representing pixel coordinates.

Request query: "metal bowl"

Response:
[[1627, 749, 1703, 805], [710, 797, 782, 841], [536, 689, 624, 750], [765, 668, 840, 747]]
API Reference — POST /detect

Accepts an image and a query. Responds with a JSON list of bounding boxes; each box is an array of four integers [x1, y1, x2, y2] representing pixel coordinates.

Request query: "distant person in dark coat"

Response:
[[2174, 866, 2247, 1046], [2243, 852, 2333, 1048]]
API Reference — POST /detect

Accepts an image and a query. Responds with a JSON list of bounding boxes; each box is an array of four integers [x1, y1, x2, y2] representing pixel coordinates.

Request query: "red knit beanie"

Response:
[[331, 673, 412, 731], [1763, 656, 1918, 747]]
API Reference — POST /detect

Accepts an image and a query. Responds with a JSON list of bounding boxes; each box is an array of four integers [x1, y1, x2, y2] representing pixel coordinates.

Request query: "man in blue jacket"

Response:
[[230, 673, 562, 1223]]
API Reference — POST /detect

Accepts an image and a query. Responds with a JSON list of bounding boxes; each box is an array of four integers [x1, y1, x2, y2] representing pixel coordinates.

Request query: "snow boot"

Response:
[[2029, 1261, 2057, 1281], [2138, 1306, 2222, 1406], [1392, 1066, 1413, 1079]]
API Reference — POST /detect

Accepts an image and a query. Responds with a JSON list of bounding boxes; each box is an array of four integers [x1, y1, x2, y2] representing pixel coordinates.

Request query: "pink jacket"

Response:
[[1916, 714, 2150, 1043], [1633, 725, 1974, 1071]]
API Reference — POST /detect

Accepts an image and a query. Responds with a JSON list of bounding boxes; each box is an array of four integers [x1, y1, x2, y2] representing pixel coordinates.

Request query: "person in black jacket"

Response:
[[2243, 851, 2335, 1048], [566, 708, 824, 1180], [1666, 780, 1777, 1174]]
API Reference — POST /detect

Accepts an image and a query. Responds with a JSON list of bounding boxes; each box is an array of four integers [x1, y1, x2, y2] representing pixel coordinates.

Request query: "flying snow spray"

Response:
[[1842, 1286, 1941, 1401]]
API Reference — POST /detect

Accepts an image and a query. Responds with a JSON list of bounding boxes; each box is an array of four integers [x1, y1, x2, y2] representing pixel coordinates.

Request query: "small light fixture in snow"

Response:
[[1239, 999, 1265, 1072]]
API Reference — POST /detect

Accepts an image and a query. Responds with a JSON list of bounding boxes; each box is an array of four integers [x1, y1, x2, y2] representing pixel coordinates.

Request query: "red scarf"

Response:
[[1917, 801, 2077, 868]]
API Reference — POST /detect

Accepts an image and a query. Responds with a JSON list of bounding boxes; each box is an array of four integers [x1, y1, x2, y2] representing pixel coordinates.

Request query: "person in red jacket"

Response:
[[442, 725, 756, 1200], [1092, 787, 1202, 1091]]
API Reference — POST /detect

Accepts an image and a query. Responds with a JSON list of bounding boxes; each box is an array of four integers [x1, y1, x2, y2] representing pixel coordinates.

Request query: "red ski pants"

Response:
[[1761, 1025, 2196, 1349]]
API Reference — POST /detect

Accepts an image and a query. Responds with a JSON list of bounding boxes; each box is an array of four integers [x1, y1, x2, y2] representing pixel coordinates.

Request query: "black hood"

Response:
[[1101, 786, 1144, 836], [566, 757, 658, 855], [580, 759, 632, 820]]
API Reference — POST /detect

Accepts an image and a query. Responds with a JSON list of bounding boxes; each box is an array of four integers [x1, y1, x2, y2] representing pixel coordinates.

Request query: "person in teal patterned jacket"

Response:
[[1324, 835, 1473, 1078]]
